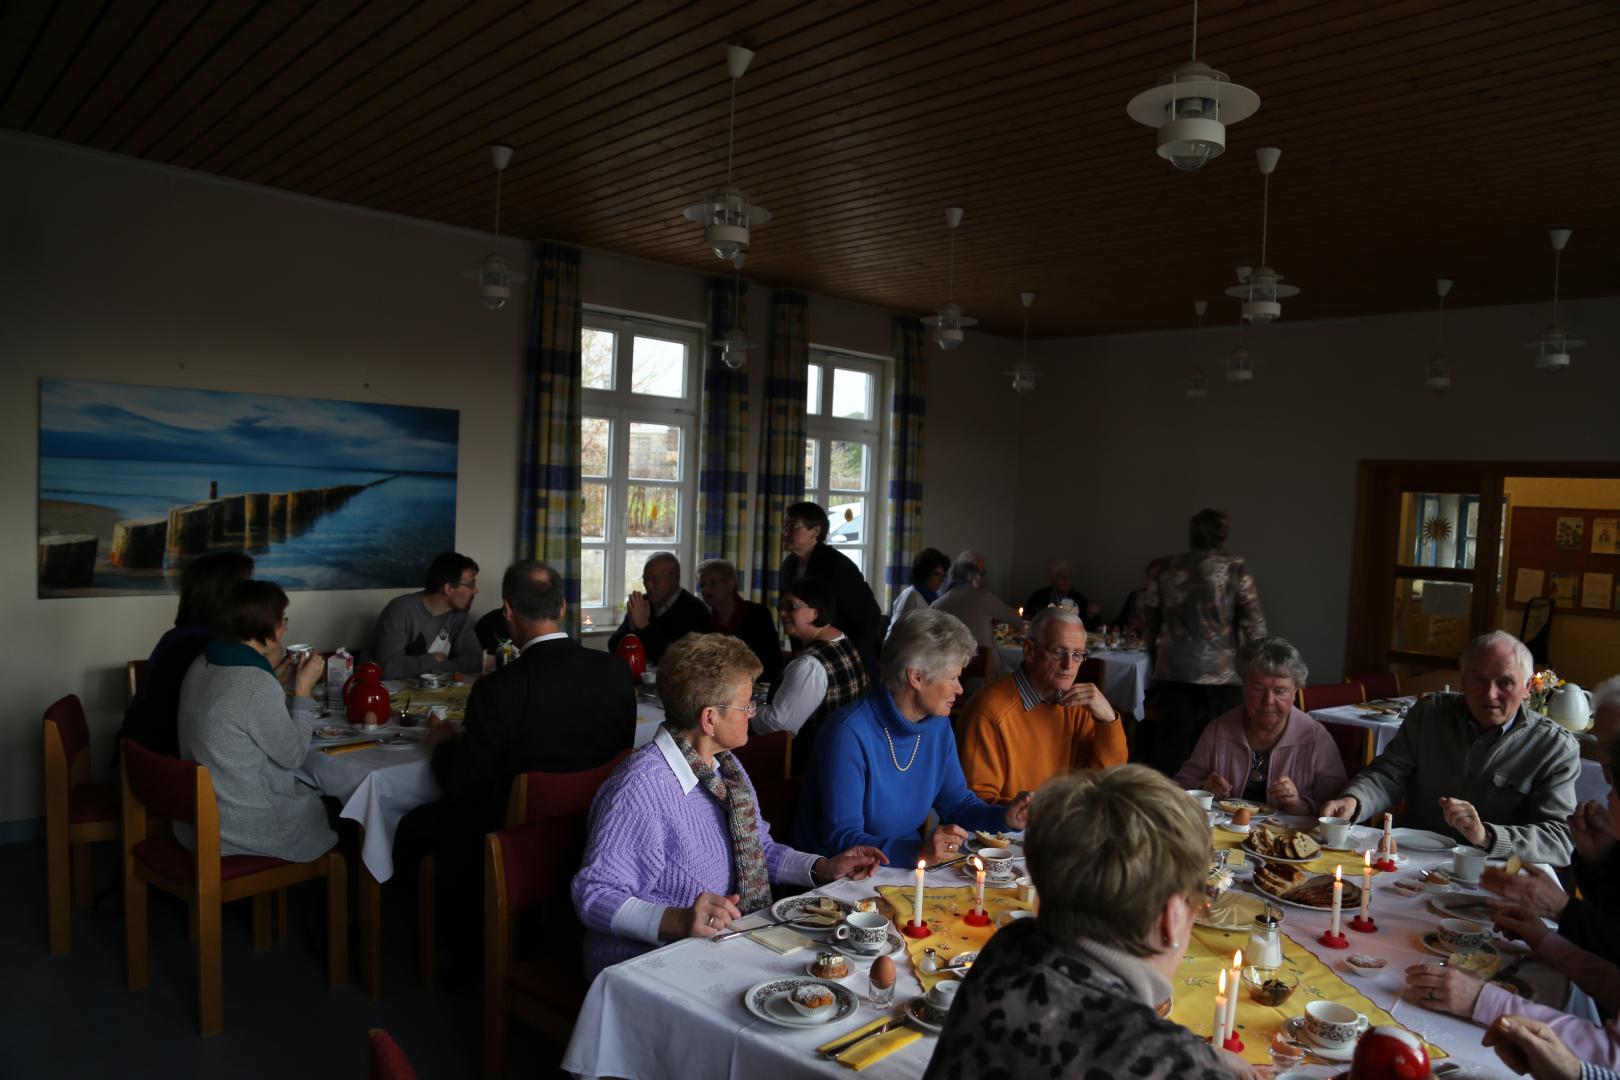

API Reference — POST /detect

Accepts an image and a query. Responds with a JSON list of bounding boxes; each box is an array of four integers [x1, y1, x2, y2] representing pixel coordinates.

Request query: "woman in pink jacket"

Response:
[[1172, 637, 1346, 815]]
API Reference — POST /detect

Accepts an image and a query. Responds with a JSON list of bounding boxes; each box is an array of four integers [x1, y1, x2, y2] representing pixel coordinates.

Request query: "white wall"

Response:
[[1012, 299, 1620, 683], [0, 134, 1022, 827]]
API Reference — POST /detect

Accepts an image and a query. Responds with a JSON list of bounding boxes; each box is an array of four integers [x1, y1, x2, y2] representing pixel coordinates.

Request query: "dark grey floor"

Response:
[[0, 838, 568, 1079]]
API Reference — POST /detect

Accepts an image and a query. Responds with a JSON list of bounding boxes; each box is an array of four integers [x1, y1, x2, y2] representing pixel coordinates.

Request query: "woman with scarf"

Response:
[[572, 634, 887, 980], [889, 547, 950, 630]]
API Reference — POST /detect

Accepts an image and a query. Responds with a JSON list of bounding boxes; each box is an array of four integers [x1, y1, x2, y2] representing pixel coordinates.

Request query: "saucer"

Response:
[[903, 995, 945, 1035], [1282, 1016, 1356, 1062]]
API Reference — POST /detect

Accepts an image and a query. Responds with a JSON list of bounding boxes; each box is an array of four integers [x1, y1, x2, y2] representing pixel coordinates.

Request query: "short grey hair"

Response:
[[945, 557, 981, 588], [643, 550, 680, 575], [882, 609, 977, 693], [1236, 636, 1309, 687], [1029, 606, 1083, 643], [1593, 675, 1620, 713], [1460, 631, 1533, 682], [695, 558, 737, 585], [1050, 560, 1072, 577]]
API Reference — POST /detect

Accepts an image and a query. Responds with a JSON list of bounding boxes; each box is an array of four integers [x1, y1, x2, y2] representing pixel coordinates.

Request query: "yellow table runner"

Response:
[[1174, 922, 1444, 1063], [876, 884, 1033, 992], [1215, 826, 1384, 878]]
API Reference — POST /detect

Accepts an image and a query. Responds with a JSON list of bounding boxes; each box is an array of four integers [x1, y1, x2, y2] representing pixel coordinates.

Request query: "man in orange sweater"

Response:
[[958, 607, 1127, 804]]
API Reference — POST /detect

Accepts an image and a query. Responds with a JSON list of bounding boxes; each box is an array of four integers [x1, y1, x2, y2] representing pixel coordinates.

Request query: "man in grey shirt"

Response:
[[373, 552, 495, 680], [1320, 631, 1579, 866]]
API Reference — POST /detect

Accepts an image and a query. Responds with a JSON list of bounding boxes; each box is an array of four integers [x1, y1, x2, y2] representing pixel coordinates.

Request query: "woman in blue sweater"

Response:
[[795, 609, 1029, 863]]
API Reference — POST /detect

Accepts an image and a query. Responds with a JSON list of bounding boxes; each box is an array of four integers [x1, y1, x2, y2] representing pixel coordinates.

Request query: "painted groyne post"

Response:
[[166, 504, 211, 556], [242, 493, 270, 534], [39, 534, 97, 587], [109, 518, 167, 568]]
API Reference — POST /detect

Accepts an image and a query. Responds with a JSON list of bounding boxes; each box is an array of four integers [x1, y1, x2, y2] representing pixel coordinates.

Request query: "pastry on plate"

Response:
[[792, 984, 835, 1010]]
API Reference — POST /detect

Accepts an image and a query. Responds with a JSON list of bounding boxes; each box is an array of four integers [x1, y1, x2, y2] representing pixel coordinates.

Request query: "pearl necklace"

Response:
[[882, 722, 923, 773]]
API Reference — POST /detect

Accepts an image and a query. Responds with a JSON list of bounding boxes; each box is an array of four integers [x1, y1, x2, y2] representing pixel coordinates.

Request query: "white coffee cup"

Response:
[[285, 643, 313, 664], [427, 704, 450, 725], [1451, 845, 1486, 884], [979, 847, 1015, 880], [1303, 1000, 1369, 1048], [924, 979, 960, 1014], [1014, 875, 1037, 904], [832, 911, 889, 952], [1186, 789, 1214, 810], [1317, 816, 1351, 848]]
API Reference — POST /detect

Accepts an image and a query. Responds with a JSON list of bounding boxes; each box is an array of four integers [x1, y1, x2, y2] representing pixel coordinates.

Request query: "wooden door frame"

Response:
[[1346, 460, 1620, 676]]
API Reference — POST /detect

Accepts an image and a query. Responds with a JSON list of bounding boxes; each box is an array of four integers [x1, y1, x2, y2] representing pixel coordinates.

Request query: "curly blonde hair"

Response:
[[656, 633, 763, 730]]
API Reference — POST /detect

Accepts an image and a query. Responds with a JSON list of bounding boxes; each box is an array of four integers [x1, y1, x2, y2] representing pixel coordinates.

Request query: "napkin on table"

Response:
[[816, 1017, 922, 1071], [745, 924, 814, 955]]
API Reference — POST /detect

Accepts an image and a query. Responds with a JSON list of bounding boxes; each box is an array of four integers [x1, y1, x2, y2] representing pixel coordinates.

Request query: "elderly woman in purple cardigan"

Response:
[[572, 633, 887, 980], [1172, 637, 1347, 815]]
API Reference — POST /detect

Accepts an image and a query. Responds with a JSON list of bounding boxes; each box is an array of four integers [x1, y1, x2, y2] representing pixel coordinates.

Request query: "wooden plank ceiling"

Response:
[[3, 0, 1617, 337]]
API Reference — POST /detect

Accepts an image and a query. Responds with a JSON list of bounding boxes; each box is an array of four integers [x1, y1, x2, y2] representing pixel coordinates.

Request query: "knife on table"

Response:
[[819, 1019, 899, 1059]]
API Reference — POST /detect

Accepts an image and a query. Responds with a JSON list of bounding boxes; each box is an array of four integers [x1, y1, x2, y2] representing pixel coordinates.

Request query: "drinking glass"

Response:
[[866, 978, 895, 1008]]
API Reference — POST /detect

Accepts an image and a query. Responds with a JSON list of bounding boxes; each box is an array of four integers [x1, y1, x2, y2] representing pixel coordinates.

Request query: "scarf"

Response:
[[204, 640, 275, 674], [663, 724, 772, 913], [915, 583, 939, 605]]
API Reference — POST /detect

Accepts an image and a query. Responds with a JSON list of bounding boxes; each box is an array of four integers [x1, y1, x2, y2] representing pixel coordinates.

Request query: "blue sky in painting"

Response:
[[39, 379, 459, 474]]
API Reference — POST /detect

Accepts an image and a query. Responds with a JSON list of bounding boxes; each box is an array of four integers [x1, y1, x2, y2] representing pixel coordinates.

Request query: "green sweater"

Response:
[[1341, 692, 1579, 866]]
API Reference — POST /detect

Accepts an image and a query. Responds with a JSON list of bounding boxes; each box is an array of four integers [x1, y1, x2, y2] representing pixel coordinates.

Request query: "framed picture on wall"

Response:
[[37, 379, 460, 598]]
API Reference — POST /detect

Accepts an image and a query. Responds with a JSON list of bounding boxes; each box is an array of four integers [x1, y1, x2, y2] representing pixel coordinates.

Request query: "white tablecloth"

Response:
[[300, 744, 439, 883], [635, 697, 666, 748], [1309, 703, 1610, 803], [561, 833, 1544, 1080], [994, 644, 1151, 721]]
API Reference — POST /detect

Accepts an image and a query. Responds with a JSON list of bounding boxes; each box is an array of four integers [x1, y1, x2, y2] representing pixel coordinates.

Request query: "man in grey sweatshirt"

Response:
[[373, 552, 495, 680], [1320, 631, 1579, 866]]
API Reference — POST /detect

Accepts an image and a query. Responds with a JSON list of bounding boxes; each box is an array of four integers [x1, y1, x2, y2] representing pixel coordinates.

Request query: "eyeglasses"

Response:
[[778, 602, 810, 613], [1040, 645, 1086, 665], [451, 578, 477, 591], [781, 521, 807, 535], [714, 702, 758, 718]]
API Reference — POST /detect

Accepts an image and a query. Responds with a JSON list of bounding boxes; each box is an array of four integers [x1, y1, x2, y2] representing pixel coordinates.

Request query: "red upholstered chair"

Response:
[[1299, 683, 1367, 712], [1349, 672, 1401, 700], [731, 730, 790, 785], [42, 694, 119, 956], [1321, 721, 1376, 780], [120, 739, 346, 1036], [368, 1028, 418, 1080], [485, 818, 593, 1079]]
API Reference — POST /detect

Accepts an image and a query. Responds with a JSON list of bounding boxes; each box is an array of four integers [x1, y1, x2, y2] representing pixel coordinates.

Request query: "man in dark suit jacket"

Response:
[[606, 551, 710, 664]]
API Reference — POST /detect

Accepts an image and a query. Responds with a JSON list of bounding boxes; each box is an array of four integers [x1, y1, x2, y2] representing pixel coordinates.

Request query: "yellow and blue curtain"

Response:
[[697, 275, 750, 565], [884, 316, 927, 608], [749, 290, 810, 609], [518, 242, 583, 634]]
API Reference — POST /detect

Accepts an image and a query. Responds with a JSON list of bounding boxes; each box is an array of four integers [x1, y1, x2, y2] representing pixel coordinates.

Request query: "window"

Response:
[[805, 350, 885, 581], [580, 310, 701, 626]]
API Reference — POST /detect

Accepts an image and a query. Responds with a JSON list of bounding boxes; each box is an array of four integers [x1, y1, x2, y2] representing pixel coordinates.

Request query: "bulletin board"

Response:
[[1504, 506, 1620, 619]]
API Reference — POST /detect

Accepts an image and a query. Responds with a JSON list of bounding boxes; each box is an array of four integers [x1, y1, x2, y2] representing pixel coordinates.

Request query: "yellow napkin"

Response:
[[745, 924, 812, 955], [1171, 923, 1444, 1063], [321, 740, 378, 755], [816, 1017, 922, 1070], [876, 884, 1033, 992]]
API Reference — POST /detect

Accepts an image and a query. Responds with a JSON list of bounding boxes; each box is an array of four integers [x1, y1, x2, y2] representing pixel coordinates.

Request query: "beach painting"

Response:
[[38, 379, 459, 597]]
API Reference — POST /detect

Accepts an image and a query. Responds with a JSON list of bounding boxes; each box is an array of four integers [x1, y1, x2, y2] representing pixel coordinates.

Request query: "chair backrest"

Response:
[[732, 730, 790, 784], [43, 695, 90, 771], [125, 659, 146, 705], [121, 738, 203, 824], [505, 749, 631, 827], [1322, 721, 1372, 780], [1349, 673, 1400, 700], [488, 816, 589, 917], [368, 1028, 418, 1080], [1076, 657, 1105, 687], [1299, 683, 1366, 712]]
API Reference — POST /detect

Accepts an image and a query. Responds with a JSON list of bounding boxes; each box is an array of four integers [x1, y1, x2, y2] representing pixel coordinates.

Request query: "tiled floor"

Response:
[[0, 838, 569, 1078]]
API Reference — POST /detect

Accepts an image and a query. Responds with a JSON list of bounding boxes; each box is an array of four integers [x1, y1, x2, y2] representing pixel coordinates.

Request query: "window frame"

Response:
[[804, 347, 889, 586], [580, 307, 703, 629]]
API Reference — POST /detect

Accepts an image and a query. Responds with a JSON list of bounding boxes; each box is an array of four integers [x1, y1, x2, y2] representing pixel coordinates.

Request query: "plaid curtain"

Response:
[[517, 242, 583, 634], [749, 289, 810, 608], [697, 275, 750, 564], [884, 316, 927, 608]]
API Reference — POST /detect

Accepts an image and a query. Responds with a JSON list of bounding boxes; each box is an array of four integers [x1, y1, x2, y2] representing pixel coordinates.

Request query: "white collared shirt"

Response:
[[521, 631, 569, 653]]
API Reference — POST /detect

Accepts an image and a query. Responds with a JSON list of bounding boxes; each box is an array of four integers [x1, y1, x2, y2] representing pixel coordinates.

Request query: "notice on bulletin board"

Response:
[[1557, 517, 1587, 550], [1593, 518, 1619, 555], [1550, 571, 1579, 608], [1513, 568, 1546, 603], [1585, 573, 1616, 610]]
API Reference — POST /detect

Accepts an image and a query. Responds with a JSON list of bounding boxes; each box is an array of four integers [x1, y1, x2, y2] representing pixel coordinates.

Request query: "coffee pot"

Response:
[[614, 634, 647, 681], [1547, 683, 1595, 733]]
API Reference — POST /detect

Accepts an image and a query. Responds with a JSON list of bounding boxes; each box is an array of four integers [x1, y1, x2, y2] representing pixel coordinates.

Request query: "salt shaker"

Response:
[[1247, 908, 1284, 970], [920, 947, 939, 974]]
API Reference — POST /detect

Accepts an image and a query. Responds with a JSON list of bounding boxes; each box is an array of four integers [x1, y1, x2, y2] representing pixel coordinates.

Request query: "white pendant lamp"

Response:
[[921, 207, 978, 350], [1126, 0, 1259, 171], [462, 144, 528, 310], [1225, 148, 1300, 324], [1524, 229, 1585, 373], [715, 253, 752, 370], [1425, 278, 1454, 394], [1226, 303, 1253, 382], [683, 46, 771, 262], [1186, 300, 1209, 397], [1004, 290, 1041, 393]]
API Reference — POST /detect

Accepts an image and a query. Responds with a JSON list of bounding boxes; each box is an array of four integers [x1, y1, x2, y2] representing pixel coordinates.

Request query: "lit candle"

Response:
[[914, 859, 926, 928], [1360, 850, 1372, 920], [1214, 968, 1227, 1042], [1017, 606, 1024, 619], [972, 856, 986, 916], [1225, 949, 1242, 1040], [1330, 865, 1344, 935]]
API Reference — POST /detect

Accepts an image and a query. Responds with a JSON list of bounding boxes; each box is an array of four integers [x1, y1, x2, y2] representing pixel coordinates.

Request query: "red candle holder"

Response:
[[962, 909, 991, 927], [902, 920, 932, 939], [1350, 915, 1378, 933], [1375, 857, 1398, 873], [1320, 930, 1350, 948], [1221, 1033, 1245, 1053]]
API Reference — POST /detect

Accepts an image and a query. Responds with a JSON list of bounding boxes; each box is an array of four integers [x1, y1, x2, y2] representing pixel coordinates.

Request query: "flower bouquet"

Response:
[[1528, 668, 1564, 714]]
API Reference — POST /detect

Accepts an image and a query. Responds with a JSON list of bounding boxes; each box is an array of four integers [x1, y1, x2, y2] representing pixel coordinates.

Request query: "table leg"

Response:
[[359, 863, 381, 999]]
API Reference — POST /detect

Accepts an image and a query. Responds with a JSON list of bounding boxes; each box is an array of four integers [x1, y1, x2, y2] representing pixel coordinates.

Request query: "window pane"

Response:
[[631, 336, 686, 397], [626, 485, 679, 540], [628, 422, 681, 481], [582, 328, 615, 390], [829, 441, 868, 491], [582, 482, 607, 541], [580, 549, 605, 607], [827, 498, 864, 547], [832, 367, 873, 420], [804, 439, 817, 491], [582, 417, 611, 476], [1391, 577, 1473, 658], [807, 364, 823, 415], [1399, 492, 1475, 569]]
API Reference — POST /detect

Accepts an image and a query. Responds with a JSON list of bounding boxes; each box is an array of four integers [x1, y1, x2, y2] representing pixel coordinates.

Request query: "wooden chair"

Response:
[[485, 817, 593, 1079], [125, 659, 146, 705], [1347, 672, 1401, 699], [368, 1028, 418, 1080], [731, 730, 791, 785], [1298, 683, 1366, 712], [42, 694, 119, 956], [1321, 721, 1377, 780], [120, 739, 346, 1036]]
